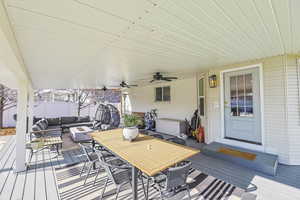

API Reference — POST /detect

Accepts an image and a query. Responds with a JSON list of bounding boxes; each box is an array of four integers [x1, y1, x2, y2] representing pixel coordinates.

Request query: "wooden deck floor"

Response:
[[0, 135, 300, 200], [0, 135, 84, 200]]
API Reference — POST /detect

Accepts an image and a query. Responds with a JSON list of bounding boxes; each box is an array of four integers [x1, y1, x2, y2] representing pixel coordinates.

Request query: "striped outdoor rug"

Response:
[[55, 163, 256, 200]]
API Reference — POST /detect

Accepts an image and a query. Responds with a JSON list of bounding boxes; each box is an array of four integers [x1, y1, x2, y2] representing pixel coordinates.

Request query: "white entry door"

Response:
[[223, 67, 262, 144]]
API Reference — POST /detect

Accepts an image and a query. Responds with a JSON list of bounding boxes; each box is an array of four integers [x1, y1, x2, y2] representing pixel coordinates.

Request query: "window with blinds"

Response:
[[155, 86, 171, 102]]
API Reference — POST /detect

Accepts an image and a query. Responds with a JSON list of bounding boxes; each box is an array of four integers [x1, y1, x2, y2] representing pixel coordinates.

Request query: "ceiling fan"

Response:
[[100, 86, 108, 91], [150, 72, 178, 83], [119, 81, 138, 88]]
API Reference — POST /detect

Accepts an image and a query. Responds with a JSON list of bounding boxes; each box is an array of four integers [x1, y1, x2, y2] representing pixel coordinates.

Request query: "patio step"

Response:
[[202, 142, 278, 176]]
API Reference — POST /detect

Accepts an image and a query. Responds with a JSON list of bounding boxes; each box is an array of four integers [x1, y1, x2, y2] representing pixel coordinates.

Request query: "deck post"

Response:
[[27, 87, 34, 134], [15, 84, 28, 172]]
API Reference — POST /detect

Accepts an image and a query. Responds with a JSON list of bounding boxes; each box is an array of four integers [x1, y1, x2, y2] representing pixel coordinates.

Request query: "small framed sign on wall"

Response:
[[155, 86, 171, 102]]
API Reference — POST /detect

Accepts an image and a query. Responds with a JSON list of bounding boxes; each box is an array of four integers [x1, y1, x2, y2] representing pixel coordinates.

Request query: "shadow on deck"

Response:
[[0, 135, 300, 200]]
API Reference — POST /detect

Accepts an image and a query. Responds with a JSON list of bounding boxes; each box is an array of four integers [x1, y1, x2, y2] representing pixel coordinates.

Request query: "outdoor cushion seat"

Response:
[[33, 117, 43, 124], [36, 119, 48, 130], [31, 119, 62, 139], [61, 116, 78, 124], [32, 124, 43, 138], [77, 116, 90, 123], [61, 122, 93, 129], [46, 117, 61, 126]]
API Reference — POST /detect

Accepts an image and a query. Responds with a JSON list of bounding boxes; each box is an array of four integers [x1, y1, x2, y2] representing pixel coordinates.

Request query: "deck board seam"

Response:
[[48, 149, 61, 200], [43, 150, 48, 200], [48, 149, 60, 200], [0, 141, 16, 171], [9, 168, 18, 200], [0, 136, 14, 161], [0, 143, 16, 194], [0, 159, 16, 196], [34, 153, 37, 200], [21, 165, 28, 200]]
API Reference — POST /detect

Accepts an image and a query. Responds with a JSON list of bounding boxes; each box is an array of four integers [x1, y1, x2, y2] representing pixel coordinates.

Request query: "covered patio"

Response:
[[1, 0, 300, 200], [1, 134, 300, 200]]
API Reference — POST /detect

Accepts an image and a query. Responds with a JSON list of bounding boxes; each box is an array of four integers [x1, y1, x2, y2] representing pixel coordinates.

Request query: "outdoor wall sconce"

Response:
[[208, 74, 217, 88]]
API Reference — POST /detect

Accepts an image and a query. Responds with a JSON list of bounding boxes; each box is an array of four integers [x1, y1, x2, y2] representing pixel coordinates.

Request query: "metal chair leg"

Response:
[[79, 161, 87, 177], [84, 163, 93, 185], [141, 176, 150, 200], [115, 185, 121, 200], [158, 185, 164, 200], [93, 167, 103, 185], [140, 175, 147, 199], [186, 186, 191, 200], [146, 178, 150, 200], [100, 177, 109, 200]]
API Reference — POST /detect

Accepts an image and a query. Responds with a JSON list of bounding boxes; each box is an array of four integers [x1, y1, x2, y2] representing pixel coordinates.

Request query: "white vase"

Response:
[[123, 127, 139, 141]]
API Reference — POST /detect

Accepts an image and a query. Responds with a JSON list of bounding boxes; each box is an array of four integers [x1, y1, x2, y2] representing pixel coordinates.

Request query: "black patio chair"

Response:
[[166, 137, 186, 146], [98, 157, 133, 200], [151, 134, 164, 139], [145, 161, 192, 200]]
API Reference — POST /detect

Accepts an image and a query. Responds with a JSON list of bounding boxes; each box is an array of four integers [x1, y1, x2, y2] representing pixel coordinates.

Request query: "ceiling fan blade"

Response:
[[165, 79, 172, 81], [165, 77, 178, 79], [129, 84, 138, 87], [150, 80, 155, 83]]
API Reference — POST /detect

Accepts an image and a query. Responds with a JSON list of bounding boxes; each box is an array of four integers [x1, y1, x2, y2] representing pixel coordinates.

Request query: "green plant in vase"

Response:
[[123, 114, 142, 141], [124, 114, 142, 127]]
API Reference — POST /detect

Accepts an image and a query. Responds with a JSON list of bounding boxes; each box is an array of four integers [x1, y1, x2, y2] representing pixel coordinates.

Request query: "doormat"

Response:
[[218, 147, 257, 161]]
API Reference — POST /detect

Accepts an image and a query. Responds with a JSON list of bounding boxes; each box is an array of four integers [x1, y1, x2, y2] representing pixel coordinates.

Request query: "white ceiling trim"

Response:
[[3, 0, 300, 89]]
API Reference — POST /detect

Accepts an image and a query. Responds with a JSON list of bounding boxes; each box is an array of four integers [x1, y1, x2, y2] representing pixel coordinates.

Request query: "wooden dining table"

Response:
[[90, 128, 200, 200]]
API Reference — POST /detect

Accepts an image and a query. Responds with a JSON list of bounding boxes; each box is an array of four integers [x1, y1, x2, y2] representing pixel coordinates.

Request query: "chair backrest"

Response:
[[79, 143, 94, 162], [167, 137, 186, 146], [165, 161, 191, 190], [94, 149, 119, 185]]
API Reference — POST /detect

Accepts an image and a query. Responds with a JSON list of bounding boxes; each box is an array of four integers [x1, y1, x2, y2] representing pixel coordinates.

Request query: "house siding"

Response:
[[127, 55, 300, 165], [286, 56, 300, 164], [127, 77, 198, 121], [205, 55, 300, 164]]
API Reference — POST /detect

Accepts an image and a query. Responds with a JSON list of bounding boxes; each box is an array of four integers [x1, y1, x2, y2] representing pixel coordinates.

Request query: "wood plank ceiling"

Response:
[[3, 0, 300, 88]]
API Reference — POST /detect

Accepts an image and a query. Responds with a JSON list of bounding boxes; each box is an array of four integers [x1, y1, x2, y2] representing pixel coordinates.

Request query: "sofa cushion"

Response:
[[61, 116, 77, 124], [43, 118, 49, 127], [41, 119, 48, 129], [36, 119, 48, 130], [77, 116, 90, 123], [32, 124, 43, 138], [32, 124, 41, 131], [47, 117, 61, 126], [33, 117, 42, 124]]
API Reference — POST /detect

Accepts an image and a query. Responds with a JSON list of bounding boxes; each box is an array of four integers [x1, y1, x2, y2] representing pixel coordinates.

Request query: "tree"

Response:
[[0, 84, 17, 128], [76, 89, 91, 117]]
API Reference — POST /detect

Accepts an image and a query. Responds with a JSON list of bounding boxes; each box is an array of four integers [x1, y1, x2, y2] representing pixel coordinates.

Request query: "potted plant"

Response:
[[123, 114, 142, 141]]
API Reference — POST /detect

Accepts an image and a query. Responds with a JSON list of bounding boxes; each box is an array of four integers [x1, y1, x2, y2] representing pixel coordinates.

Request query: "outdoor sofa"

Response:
[[33, 116, 93, 133]]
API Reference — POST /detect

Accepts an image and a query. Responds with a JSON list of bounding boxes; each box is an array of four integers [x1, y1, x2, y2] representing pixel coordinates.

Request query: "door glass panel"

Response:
[[199, 97, 204, 116], [230, 76, 238, 116], [199, 79, 204, 96], [230, 73, 253, 117]]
